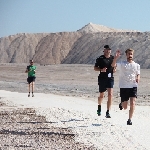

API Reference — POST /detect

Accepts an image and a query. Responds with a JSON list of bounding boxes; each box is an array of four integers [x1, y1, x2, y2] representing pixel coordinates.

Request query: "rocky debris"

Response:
[[0, 103, 97, 150]]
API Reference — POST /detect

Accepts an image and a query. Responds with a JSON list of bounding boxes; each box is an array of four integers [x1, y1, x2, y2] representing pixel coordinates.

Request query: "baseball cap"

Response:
[[104, 45, 111, 50]]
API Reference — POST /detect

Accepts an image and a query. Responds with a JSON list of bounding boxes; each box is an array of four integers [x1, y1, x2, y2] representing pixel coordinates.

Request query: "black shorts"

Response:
[[120, 87, 137, 102], [98, 77, 114, 93], [27, 77, 36, 84]]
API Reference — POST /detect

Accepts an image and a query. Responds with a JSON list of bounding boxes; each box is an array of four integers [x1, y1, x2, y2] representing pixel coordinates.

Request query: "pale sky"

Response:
[[1, 0, 150, 38]]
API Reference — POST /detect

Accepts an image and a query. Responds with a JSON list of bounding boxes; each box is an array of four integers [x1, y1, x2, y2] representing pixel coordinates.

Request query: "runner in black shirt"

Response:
[[94, 45, 116, 118]]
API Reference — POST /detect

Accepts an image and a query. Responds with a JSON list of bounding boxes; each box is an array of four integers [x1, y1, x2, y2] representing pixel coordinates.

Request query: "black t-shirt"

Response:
[[95, 55, 114, 78]]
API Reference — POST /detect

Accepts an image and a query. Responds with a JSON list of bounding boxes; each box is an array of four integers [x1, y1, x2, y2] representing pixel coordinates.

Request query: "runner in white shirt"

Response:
[[111, 48, 140, 125]]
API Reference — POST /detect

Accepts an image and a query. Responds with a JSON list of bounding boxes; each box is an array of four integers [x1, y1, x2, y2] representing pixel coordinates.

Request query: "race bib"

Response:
[[108, 73, 111, 78]]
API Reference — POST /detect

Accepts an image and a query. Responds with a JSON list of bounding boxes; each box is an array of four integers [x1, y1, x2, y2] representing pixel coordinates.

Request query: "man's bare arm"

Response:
[[25, 69, 28, 73], [113, 66, 117, 73], [94, 66, 108, 72], [136, 74, 140, 83], [94, 66, 101, 71], [111, 50, 121, 67]]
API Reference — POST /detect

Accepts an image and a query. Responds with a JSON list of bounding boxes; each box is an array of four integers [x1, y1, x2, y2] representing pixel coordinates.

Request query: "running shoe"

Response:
[[97, 110, 101, 116], [127, 119, 132, 125], [106, 112, 111, 118]]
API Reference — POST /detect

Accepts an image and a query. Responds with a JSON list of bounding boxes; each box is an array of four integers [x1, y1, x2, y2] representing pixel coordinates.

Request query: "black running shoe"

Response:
[[127, 119, 132, 125], [28, 94, 30, 97], [119, 103, 123, 110], [97, 110, 101, 116], [106, 112, 111, 118]]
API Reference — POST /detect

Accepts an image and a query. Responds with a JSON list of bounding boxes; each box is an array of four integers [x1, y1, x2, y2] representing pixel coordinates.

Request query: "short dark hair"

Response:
[[30, 60, 33, 63]]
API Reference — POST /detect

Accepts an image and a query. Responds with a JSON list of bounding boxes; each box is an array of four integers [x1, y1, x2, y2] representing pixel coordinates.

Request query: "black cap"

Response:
[[104, 45, 111, 50]]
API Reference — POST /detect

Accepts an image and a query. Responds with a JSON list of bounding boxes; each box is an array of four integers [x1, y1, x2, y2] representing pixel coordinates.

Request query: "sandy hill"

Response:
[[0, 23, 150, 68]]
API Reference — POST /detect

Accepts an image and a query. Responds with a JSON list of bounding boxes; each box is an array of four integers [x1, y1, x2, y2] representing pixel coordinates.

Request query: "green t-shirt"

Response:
[[27, 65, 36, 77]]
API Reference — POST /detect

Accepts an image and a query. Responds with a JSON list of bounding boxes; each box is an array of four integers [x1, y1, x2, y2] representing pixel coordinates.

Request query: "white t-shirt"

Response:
[[117, 60, 140, 88]]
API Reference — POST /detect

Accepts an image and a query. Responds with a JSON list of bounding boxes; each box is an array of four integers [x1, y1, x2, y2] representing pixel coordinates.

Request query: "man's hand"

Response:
[[111, 50, 121, 68], [113, 67, 117, 73], [114, 50, 121, 59], [136, 78, 140, 83], [136, 75, 140, 83], [101, 67, 107, 72]]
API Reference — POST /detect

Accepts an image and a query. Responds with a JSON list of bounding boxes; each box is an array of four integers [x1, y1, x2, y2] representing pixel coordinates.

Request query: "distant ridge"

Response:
[[1, 23, 150, 68], [77, 22, 138, 33]]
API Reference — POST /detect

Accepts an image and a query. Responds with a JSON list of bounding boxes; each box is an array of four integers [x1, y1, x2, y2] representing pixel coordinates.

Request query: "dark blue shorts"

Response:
[[98, 77, 114, 93], [120, 87, 137, 102], [27, 77, 36, 84]]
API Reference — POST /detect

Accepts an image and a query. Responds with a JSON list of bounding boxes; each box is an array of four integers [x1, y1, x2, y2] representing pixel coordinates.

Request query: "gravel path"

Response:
[[0, 64, 150, 149]]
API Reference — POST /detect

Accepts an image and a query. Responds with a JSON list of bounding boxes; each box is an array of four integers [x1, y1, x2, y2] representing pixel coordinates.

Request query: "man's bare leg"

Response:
[[98, 92, 104, 105], [122, 101, 128, 110], [28, 83, 31, 97], [129, 97, 136, 120], [107, 88, 113, 110], [105, 88, 113, 118], [122, 98, 135, 125], [126, 98, 135, 125], [31, 82, 34, 97]]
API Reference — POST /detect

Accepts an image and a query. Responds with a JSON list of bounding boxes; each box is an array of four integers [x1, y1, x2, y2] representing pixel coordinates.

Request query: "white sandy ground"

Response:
[[0, 90, 150, 150]]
